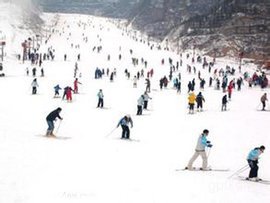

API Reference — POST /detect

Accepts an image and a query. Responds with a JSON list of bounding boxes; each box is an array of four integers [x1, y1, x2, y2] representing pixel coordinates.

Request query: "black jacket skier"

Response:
[[196, 92, 205, 111], [222, 95, 228, 111], [46, 107, 63, 136]]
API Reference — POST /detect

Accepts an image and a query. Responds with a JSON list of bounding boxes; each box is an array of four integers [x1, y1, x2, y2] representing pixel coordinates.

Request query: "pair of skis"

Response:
[[176, 167, 270, 185], [176, 167, 229, 172], [238, 176, 270, 185], [37, 134, 71, 140]]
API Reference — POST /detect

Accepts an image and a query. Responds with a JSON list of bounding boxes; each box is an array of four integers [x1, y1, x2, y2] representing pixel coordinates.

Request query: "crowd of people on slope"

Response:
[[17, 15, 269, 182]]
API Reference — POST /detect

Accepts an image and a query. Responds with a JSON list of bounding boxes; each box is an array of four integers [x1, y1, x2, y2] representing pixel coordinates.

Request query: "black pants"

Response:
[[137, 105, 142, 115], [248, 160, 259, 178], [221, 104, 227, 111], [189, 103, 194, 110], [121, 125, 130, 139], [143, 101, 148, 109], [97, 98, 103, 108], [32, 87, 37, 94], [262, 101, 266, 110], [197, 102, 203, 109]]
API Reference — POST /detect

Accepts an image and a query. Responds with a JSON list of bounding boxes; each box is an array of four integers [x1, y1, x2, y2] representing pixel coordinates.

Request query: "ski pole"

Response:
[[266, 100, 270, 110], [207, 147, 212, 159], [55, 119, 62, 135], [256, 102, 261, 110], [105, 127, 117, 137], [228, 164, 249, 179]]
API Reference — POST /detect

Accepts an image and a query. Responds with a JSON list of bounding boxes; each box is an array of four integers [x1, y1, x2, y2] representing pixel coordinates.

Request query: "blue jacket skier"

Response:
[[117, 115, 133, 139], [247, 145, 265, 181], [186, 129, 212, 170], [54, 84, 61, 98]]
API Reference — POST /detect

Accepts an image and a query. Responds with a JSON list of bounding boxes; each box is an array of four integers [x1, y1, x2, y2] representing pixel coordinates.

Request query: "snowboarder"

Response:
[[186, 129, 212, 170], [117, 115, 133, 139], [260, 93, 268, 111], [45, 107, 63, 137], [246, 145, 265, 181], [97, 89, 104, 108]]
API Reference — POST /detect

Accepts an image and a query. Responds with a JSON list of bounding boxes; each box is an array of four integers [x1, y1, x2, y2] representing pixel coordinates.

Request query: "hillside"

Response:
[[39, 0, 270, 63], [0, 0, 43, 58]]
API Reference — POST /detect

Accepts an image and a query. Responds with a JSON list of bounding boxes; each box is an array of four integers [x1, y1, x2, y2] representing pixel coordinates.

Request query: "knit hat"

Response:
[[260, 145, 265, 151], [203, 129, 209, 134]]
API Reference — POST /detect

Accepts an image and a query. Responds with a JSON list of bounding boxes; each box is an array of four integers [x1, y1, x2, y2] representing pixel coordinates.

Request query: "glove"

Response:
[[206, 141, 211, 144], [207, 144, 213, 148]]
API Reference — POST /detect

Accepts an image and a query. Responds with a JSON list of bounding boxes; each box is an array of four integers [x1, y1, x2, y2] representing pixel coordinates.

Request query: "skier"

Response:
[[97, 89, 104, 108], [196, 92, 205, 111], [26, 67, 29, 76], [40, 67, 44, 77], [133, 76, 137, 88], [187, 81, 193, 93], [221, 94, 228, 111], [246, 145, 265, 181], [32, 67, 36, 77], [110, 72, 114, 82], [188, 92, 196, 114], [145, 78, 151, 93], [137, 95, 144, 115], [74, 78, 82, 94], [62, 86, 68, 100], [227, 82, 233, 100], [54, 84, 62, 98], [143, 91, 152, 110], [45, 107, 63, 137], [117, 115, 133, 139], [31, 78, 39, 95], [186, 129, 212, 170], [260, 93, 268, 111], [209, 77, 213, 87], [66, 86, 74, 102], [236, 77, 243, 91]]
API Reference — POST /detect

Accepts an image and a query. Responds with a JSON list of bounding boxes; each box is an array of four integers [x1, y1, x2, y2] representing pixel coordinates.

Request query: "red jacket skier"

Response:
[[74, 78, 82, 94]]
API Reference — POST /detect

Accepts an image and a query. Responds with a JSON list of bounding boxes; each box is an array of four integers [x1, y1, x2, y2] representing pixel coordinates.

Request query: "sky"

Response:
[[0, 2, 270, 203]]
